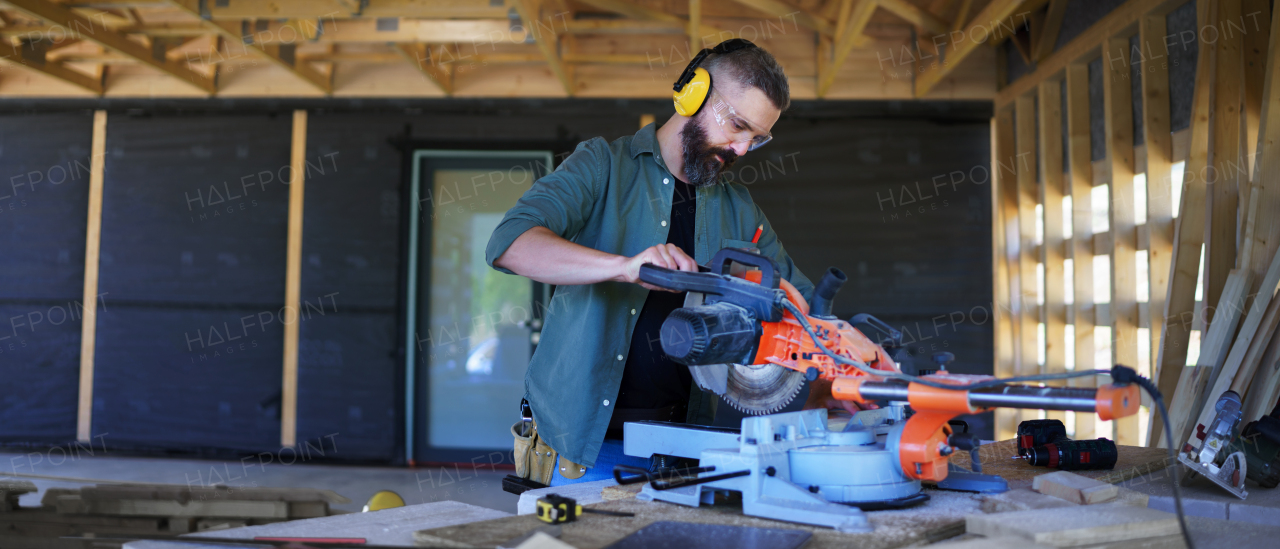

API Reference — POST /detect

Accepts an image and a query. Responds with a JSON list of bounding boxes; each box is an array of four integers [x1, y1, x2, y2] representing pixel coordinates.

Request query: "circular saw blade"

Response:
[[721, 363, 805, 415]]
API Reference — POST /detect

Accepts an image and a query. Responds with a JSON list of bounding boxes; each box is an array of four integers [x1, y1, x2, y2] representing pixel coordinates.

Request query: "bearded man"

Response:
[[487, 40, 845, 486]]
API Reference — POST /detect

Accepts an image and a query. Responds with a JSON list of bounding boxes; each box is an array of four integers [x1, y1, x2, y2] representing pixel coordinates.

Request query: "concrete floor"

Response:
[[0, 450, 517, 514]]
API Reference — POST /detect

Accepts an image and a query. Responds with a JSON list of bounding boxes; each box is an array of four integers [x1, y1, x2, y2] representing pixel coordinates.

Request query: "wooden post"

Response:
[[993, 106, 1019, 439], [281, 110, 308, 448], [1015, 94, 1040, 424], [1204, 0, 1244, 327], [1155, 0, 1216, 448], [689, 0, 702, 54], [1104, 36, 1139, 445], [1140, 11, 1176, 445], [1039, 79, 1067, 426], [76, 110, 107, 443], [1066, 63, 1096, 439]]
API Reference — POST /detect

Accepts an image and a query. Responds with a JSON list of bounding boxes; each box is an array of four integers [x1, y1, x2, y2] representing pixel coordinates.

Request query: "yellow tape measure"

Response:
[[535, 494, 634, 524]]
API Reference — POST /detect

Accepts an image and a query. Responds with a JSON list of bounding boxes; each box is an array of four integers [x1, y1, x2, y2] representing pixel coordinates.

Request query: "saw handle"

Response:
[[709, 247, 780, 289]]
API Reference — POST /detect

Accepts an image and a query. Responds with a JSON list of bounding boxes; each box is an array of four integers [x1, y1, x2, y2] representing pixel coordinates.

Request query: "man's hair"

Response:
[[703, 45, 790, 112]]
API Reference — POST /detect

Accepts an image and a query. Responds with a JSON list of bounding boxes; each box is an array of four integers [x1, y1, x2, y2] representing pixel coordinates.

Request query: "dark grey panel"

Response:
[[98, 115, 291, 306], [300, 116, 402, 310], [1167, 1, 1199, 133], [296, 312, 398, 461], [1089, 57, 1106, 162], [1055, 0, 1130, 52], [0, 303, 81, 442], [91, 306, 284, 451], [1005, 40, 1035, 83], [0, 114, 93, 301]]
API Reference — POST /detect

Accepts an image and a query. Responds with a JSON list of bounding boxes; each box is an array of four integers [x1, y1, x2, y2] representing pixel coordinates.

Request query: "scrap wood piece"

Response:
[[965, 505, 1180, 547], [1031, 471, 1118, 505]]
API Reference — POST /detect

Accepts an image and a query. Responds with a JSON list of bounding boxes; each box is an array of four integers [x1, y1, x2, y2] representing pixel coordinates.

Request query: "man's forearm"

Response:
[[494, 227, 628, 285]]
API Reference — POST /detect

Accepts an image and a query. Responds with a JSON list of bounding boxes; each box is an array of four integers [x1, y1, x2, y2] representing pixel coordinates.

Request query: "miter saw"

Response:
[[612, 248, 1145, 532]]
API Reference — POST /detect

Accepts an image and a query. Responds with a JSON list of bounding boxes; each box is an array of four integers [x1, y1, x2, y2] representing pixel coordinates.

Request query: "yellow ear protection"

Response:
[[672, 39, 758, 117]]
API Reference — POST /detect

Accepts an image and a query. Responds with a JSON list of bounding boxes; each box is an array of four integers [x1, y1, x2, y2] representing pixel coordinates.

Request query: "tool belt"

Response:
[[512, 398, 583, 485]]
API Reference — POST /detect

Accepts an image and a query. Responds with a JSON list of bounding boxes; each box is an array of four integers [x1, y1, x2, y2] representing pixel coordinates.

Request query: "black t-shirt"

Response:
[[612, 180, 697, 423]]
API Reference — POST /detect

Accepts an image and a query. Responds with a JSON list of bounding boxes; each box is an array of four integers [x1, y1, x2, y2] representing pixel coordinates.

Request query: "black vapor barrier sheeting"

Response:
[[92, 114, 292, 455], [0, 113, 94, 444]]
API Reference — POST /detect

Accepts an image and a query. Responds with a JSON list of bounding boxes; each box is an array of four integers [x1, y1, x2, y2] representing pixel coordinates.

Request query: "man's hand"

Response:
[[802, 377, 877, 415], [618, 243, 698, 292]]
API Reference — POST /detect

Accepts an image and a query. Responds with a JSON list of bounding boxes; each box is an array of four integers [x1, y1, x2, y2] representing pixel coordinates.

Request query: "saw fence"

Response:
[[990, 0, 1280, 447]]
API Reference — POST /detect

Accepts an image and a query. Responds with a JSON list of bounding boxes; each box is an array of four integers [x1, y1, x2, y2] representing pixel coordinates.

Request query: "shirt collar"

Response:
[[629, 123, 658, 159]]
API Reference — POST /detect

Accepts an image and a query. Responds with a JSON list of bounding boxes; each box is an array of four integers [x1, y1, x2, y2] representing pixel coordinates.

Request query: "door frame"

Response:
[[396, 138, 576, 465]]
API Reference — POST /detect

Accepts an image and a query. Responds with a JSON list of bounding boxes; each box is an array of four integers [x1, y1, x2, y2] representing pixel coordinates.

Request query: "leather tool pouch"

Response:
[[511, 419, 557, 486]]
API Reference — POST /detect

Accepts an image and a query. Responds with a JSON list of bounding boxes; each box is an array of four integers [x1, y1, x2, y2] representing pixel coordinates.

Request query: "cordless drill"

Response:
[[1013, 419, 1119, 471]]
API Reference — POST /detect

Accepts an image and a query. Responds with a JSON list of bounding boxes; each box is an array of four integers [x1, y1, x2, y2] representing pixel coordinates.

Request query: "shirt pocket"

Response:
[[720, 238, 757, 251]]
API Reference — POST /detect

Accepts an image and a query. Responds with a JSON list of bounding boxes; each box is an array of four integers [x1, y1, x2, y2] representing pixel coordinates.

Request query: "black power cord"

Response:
[[778, 299, 1195, 548]]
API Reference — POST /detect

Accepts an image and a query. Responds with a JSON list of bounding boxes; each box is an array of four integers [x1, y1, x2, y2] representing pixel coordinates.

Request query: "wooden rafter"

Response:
[[916, 0, 1024, 97], [574, 0, 724, 40], [817, 0, 876, 98], [514, 0, 572, 95], [5, 0, 214, 93], [986, 0, 1048, 45], [0, 39, 103, 93], [395, 43, 452, 94], [728, 0, 834, 36], [878, 0, 948, 36], [168, 0, 330, 94], [689, 0, 701, 52], [1032, 0, 1066, 61]]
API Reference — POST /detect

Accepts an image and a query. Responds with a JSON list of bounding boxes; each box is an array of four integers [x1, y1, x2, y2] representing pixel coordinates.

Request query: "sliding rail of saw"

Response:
[[612, 248, 1143, 532]]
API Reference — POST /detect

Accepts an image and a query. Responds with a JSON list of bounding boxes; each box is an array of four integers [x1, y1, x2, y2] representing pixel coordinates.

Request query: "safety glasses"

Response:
[[706, 88, 772, 151]]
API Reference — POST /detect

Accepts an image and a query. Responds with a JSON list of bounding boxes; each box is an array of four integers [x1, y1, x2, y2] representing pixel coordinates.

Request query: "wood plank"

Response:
[[1066, 63, 1096, 439], [1188, 250, 1280, 439], [965, 505, 1180, 546], [1104, 36, 1140, 445], [1204, 0, 1245, 325], [281, 110, 307, 448], [576, 0, 723, 39], [1032, 470, 1119, 504], [76, 110, 106, 443], [994, 106, 1020, 439], [1241, 0, 1271, 182], [395, 43, 453, 94], [689, 0, 702, 52], [1154, 0, 1215, 448], [1242, 315, 1280, 420], [817, 0, 877, 97], [1038, 79, 1067, 418], [1164, 271, 1252, 449], [514, 0, 573, 96], [0, 41, 103, 94], [1231, 280, 1280, 395], [1015, 94, 1040, 425], [729, 0, 833, 36], [1241, 5, 1280, 314], [878, 0, 950, 36], [916, 0, 1023, 97], [5, 0, 214, 94], [1140, 11, 1175, 445], [995, 0, 1187, 106], [1032, 0, 1067, 62]]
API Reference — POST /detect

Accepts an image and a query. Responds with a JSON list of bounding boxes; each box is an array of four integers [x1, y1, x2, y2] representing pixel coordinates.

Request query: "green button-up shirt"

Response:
[[485, 123, 813, 467]]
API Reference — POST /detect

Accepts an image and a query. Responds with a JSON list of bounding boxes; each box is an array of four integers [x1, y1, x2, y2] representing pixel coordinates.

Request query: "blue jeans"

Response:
[[550, 439, 652, 486]]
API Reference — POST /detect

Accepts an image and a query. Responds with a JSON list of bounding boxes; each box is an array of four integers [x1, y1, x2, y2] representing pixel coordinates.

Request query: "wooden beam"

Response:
[[0, 40, 103, 93], [1155, 0, 1215, 448], [1140, 11, 1175, 445], [76, 110, 107, 443], [575, 0, 723, 40], [1104, 36, 1139, 445], [281, 110, 307, 448], [916, 0, 1025, 97], [1039, 78, 1067, 424], [878, 0, 950, 36], [996, 0, 1185, 106], [514, 0, 573, 96], [951, 0, 973, 33], [395, 43, 452, 94], [1066, 63, 1096, 439], [689, 0, 702, 52], [5, 0, 214, 94], [818, 0, 876, 98], [1203, 0, 1244, 330], [1241, 3, 1280, 301], [1033, 0, 1067, 62], [728, 0, 833, 36], [1243, 316, 1280, 422], [1015, 94, 1040, 424], [1241, 0, 1270, 181], [993, 105, 1020, 439]]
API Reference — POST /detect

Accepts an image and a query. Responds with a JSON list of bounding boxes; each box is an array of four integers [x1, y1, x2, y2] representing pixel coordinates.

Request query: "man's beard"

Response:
[[680, 117, 739, 188]]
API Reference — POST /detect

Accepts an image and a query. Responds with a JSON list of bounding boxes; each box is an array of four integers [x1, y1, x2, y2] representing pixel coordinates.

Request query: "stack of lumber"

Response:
[[1151, 2, 1280, 452], [0, 482, 348, 549]]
